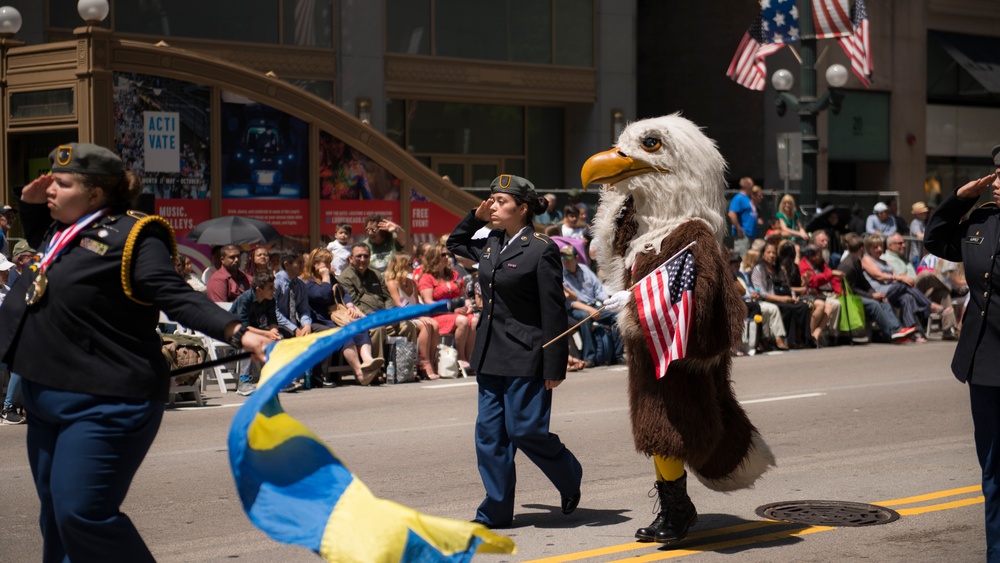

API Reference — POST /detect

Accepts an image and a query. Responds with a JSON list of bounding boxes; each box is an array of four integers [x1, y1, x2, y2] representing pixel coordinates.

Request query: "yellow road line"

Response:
[[523, 521, 777, 563], [896, 496, 984, 516], [606, 525, 834, 563], [523, 484, 983, 563], [876, 485, 981, 506]]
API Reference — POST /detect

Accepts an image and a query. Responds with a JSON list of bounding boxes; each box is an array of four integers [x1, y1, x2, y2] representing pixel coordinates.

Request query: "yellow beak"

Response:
[[580, 148, 663, 190]]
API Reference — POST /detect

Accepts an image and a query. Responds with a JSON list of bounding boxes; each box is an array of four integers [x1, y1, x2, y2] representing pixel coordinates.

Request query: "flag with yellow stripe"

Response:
[[228, 302, 516, 562]]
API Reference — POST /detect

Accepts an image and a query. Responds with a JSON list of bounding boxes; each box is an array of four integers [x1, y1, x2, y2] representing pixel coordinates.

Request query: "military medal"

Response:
[[25, 207, 109, 307], [25, 272, 47, 306]]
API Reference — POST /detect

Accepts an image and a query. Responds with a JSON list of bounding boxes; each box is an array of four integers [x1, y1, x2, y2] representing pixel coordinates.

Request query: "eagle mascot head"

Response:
[[583, 113, 728, 293]]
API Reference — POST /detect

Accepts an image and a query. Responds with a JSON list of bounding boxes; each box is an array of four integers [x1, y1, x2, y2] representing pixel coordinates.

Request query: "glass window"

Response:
[[50, 0, 109, 28], [509, 0, 552, 64], [828, 91, 889, 162], [287, 79, 334, 102], [527, 106, 564, 189], [554, 0, 593, 67], [116, 0, 279, 44], [386, 0, 431, 54], [435, 0, 508, 61], [386, 98, 407, 148], [282, 0, 333, 47], [407, 101, 523, 155], [9, 89, 74, 119]]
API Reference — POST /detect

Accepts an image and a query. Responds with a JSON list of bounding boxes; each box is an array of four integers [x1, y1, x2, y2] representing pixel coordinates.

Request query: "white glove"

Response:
[[603, 290, 631, 313]]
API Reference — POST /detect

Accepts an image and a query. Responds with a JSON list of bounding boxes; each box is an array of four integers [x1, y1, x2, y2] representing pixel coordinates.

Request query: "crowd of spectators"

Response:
[[727, 177, 966, 354]]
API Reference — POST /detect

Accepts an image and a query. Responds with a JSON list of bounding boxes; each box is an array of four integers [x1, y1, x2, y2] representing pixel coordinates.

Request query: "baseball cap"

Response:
[[0, 255, 14, 272], [12, 240, 34, 257], [873, 202, 889, 213]]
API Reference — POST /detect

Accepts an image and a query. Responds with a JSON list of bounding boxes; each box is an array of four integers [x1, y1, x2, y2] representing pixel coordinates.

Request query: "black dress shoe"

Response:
[[561, 491, 581, 514], [470, 518, 510, 529]]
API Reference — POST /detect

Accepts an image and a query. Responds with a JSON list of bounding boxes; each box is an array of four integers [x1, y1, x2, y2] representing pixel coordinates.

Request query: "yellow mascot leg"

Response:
[[653, 456, 685, 482], [636, 455, 698, 544]]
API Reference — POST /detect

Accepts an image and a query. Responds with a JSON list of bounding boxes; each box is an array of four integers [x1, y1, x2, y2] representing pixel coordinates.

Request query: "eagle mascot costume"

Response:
[[581, 114, 775, 543]]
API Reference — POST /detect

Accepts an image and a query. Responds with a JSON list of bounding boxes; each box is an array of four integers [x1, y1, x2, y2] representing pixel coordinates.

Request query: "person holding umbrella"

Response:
[[0, 143, 272, 561]]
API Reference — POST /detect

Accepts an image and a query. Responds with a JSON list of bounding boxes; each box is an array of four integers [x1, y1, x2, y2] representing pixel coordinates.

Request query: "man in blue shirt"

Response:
[[727, 177, 760, 256], [274, 249, 315, 390], [561, 244, 622, 366]]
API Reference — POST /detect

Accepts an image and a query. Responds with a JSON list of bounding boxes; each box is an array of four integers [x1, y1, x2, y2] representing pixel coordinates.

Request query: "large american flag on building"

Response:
[[633, 250, 696, 380]]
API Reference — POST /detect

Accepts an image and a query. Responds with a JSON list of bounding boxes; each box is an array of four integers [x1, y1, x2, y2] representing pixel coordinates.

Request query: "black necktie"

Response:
[[288, 279, 300, 325]]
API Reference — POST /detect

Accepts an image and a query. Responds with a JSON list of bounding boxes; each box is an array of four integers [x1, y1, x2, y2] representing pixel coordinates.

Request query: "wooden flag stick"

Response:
[[542, 240, 697, 349]]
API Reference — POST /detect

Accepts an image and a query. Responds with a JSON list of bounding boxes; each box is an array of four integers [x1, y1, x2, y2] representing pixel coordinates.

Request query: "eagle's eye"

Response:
[[640, 137, 662, 152]]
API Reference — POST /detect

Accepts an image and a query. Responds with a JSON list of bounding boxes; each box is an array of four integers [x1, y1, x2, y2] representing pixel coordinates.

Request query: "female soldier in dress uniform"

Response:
[[447, 174, 582, 528], [0, 143, 271, 562], [925, 146, 1000, 561]]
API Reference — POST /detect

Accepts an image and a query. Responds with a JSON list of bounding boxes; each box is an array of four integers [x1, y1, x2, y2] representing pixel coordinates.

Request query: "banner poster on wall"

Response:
[[113, 72, 210, 199], [156, 199, 211, 237], [222, 92, 308, 200], [144, 111, 180, 172]]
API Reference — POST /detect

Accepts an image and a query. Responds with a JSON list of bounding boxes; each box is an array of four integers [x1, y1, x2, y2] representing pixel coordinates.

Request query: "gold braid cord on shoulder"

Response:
[[121, 215, 178, 305]]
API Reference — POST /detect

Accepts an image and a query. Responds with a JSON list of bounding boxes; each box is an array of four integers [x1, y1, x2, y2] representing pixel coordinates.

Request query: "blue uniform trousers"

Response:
[[23, 380, 163, 563], [970, 383, 1000, 562], [475, 373, 582, 526]]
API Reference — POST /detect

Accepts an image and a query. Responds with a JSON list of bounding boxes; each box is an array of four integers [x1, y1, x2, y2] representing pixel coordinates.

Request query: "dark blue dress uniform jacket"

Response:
[[448, 212, 569, 380], [925, 190, 1000, 386], [0, 201, 234, 401]]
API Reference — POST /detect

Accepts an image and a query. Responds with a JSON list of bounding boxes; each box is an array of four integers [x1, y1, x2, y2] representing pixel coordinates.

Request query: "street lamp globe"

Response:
[[825, 64, 849, 88], [0, 6, 22, 37], [772, 69, 794, 92], [77, 0, 110, 25]]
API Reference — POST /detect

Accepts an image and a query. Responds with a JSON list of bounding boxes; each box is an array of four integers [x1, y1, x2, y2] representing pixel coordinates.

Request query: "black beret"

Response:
[[992, 144, 1000, 166], [490, 174, 536, 199], [49, 143, 124, 177]]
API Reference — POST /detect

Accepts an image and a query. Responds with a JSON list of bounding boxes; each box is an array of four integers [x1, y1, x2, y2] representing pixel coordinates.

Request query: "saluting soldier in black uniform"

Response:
[[448, 174, 582, 529], [0, 143, 271, 562], [925, 145, 1000, 562]]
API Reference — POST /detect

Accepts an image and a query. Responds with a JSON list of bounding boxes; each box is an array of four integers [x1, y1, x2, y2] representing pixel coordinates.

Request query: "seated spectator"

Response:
[[918, 253, 969, 334], [560, 244, 623, 365], [798, 244, 843, 342], [778, 242, 833, 345], [560, 205, 587, 239], [861, 234, 935, 342], [884, 233, 958, 339], [385, 253, 441, 379], [810, 228, 842, 269], [273, 249, 313, 389], [7, 240, 34, 288], [229, 271, 282, 396], [362, 214, 405, 276], [304, 248, 384, 386], [418, 245, 476, 373], [751, 243, 813, 348], [175, 255, 206, 293], [326, 222, 352, 275], [339, 243, 418, 371], [909, 202, 930, 269], [537, 193, 563, 225], [839, 233, 915, 343], [244, 246, 271, 279], [730, 251, 787, 351], [866, 202, 898, 236], [206, 244, 251, 303], [776, 194, 809, 244]]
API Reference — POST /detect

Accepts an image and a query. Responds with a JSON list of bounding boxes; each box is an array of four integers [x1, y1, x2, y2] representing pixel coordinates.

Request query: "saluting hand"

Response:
[[475, 198, 494, 222], [21, 173, 54, 204], [957, 172, 998, 201]]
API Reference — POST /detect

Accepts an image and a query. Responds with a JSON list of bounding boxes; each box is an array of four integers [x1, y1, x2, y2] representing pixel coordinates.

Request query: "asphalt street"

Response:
[[0, 339, 986, 562]]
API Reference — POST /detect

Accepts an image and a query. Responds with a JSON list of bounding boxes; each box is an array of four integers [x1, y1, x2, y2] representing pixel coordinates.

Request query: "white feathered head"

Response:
[[581, 113, 728, 243]]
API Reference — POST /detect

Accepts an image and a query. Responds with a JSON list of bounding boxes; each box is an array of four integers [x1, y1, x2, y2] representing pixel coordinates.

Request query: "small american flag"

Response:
[[837, 0, 872, 87], [812, 0, 853, 39], [633, 250, 696, 380]]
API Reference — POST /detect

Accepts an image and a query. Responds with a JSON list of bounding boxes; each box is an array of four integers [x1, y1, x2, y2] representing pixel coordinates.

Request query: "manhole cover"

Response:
[[755, 500, 900, 527]]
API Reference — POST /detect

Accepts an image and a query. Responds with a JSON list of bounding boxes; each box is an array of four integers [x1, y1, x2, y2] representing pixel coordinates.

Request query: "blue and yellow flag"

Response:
[[228, 302, 515, 562]]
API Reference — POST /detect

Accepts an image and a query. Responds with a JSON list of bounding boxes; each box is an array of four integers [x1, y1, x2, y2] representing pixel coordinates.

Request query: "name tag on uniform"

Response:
[[80, 238, 109, 255], [965, 236, 984, 245], [506, 263, 517, 268]]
